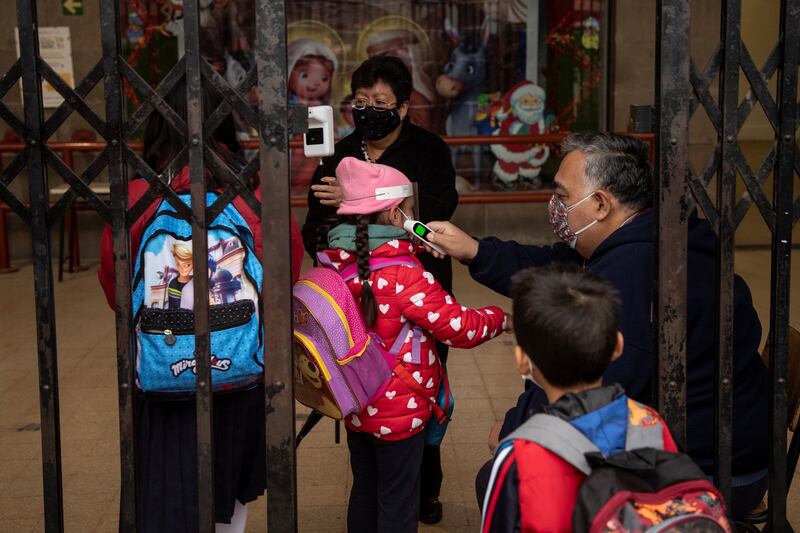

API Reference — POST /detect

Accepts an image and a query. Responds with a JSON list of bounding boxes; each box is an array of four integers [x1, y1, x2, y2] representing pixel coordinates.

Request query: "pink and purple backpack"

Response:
[[292, 253, 445, 421]]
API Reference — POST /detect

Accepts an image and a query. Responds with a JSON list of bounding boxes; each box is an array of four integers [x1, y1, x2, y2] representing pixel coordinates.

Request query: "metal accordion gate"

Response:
[[2, 0, 798, 531], [5, 0, 298, 531], [654, 0, 798, 531]]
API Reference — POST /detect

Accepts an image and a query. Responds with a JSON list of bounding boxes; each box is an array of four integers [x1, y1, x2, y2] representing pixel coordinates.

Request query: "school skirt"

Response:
[[134, 383, 267, 532]]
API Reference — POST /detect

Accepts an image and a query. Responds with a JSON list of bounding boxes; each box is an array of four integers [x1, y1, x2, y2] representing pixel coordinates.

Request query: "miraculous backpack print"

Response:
[[132, 193, 263, 394]]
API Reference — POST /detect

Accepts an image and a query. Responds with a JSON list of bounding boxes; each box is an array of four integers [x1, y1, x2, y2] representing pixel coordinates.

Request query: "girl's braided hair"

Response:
[[315, 212, 382, 327]]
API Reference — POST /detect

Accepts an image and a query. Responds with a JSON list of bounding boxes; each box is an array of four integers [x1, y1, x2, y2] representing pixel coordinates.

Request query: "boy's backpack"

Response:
[[132, 193, 264, 395], [292, 253, 450, 424], [503, 405, 731, 533]]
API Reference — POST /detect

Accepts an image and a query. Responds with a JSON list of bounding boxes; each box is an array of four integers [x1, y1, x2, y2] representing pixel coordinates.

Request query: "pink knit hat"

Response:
[[336, 157, 414, 215]]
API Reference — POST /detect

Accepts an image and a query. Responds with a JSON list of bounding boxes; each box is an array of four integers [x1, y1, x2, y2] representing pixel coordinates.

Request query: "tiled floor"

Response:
[[1, 250, 798, 531]]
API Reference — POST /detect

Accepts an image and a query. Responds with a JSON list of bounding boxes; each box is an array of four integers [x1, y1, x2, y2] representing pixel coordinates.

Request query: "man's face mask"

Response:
[[353, 106, 402, 141], [548, 191, 599, 248]]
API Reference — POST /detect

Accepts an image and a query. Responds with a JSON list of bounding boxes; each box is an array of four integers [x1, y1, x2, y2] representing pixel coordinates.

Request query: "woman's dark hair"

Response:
[[350, 56, 412, 104], [142, 77, 244, 176], [315, 213, 382, 327]]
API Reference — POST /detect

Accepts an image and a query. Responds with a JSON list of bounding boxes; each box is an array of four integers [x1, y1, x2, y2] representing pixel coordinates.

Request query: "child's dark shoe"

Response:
[[419, 497, 443, 524]]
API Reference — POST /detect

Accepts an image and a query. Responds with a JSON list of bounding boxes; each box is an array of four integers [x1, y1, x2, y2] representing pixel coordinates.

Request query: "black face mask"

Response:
[[353, 106, 402, 141]]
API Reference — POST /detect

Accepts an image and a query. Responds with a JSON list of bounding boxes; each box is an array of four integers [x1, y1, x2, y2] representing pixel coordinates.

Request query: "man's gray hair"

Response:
[[561, 132, 653, 210]]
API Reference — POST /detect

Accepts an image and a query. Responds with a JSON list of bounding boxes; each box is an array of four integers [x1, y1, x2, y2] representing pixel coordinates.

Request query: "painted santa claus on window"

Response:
[[490, 80, 552, 189]]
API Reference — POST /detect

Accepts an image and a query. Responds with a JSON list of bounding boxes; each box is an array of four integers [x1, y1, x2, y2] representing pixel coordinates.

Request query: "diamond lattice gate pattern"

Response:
[[655, 0, 798, 530], [2, 0, 298, 531]]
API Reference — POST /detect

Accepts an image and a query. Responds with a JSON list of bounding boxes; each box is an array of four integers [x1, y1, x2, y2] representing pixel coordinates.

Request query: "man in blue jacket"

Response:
[[426, 132, 769, 518]]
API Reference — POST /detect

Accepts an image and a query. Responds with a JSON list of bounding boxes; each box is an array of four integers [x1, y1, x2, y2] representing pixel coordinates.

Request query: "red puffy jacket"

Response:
[[482, 392, 678, 533], [98, 166, 304, 308], [320, 238, 507, 440]]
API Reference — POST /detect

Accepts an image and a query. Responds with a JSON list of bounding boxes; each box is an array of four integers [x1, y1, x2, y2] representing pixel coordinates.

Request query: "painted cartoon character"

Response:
[[287, 38, 337, 107], [436, 16, 491, 186], [366, 28, 436, 130], [288, 39, 338, 191], [168, 242, 194, 309], [490, 80, 554, 189]]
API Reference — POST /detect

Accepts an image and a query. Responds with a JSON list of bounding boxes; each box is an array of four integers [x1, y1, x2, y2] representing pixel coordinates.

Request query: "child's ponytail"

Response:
[[355, 215, 378, 327]]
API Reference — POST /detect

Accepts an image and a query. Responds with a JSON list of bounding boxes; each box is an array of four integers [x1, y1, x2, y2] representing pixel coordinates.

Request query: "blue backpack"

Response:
[[132, 193, 264, 394]]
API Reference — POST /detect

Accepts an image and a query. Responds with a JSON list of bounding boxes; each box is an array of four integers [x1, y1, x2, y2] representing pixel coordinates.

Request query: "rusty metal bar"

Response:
[[714, 0, 740, 507], [654, 0, 690, 448], [16, 0, 64, 530], [256, 0, 298, 529], [183, 0, 215, 530], [767, 0, 798, 529], [100, 0, 137, 529]]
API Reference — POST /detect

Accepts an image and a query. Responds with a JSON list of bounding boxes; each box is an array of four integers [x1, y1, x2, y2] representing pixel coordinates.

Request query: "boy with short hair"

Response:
[[481, 264, 678, 533]]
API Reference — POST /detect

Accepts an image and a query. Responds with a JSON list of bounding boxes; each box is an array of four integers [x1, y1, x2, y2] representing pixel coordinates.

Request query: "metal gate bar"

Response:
[[654, 0, 690, 449], [99, 0, 137, 530], [256, 0, 299, 530], [715, 0, 740, 505], [183, 0, 216, 530], [768, 0, 798, 528], [16, 0, 65, 530]]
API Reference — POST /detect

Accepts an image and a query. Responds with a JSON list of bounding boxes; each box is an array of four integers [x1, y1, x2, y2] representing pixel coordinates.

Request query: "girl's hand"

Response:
[[312, 177, 343, 207], [503, 313, 513, 333]]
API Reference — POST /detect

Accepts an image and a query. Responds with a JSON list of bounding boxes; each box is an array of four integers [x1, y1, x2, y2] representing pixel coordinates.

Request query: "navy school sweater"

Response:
[[470, 209, 769, 477]]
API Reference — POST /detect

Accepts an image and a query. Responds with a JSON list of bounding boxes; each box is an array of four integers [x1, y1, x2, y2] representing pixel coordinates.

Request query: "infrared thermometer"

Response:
[[303, 105, 335, 158], [403, 219, 447, 256]]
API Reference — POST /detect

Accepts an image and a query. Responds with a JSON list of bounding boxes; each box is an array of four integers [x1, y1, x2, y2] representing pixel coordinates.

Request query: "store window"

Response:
[[123, 0, 607, 198]]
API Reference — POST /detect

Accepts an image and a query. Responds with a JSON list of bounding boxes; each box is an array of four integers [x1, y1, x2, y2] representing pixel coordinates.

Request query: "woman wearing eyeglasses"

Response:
[[301, 56, 458, 528]]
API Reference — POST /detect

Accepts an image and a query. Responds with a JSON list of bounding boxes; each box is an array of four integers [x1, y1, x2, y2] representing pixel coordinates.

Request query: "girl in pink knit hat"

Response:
[[315, 156, 508, 533]]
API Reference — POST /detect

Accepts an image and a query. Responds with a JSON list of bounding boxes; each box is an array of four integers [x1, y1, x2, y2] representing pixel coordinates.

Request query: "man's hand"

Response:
[[426, 221, 480, 262], [311, 176, 343, 207], [487, 420, 503, 454]]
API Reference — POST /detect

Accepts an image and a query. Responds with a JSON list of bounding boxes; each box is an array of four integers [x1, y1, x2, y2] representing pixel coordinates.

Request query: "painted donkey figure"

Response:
[[435, 17, 491, 186]]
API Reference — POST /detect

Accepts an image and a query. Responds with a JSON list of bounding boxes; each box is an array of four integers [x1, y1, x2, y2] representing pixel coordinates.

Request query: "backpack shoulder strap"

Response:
[[500, 414, 600, 476], [624, 399, 665, 451]]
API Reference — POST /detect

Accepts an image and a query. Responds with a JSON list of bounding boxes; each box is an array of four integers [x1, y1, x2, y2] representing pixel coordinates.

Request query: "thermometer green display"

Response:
[[403, 220, 446, 255]]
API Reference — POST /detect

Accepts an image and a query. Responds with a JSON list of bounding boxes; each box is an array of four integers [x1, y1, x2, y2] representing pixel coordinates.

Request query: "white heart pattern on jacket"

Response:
[[450, 316, 462, 331], [407, 397, 418, 409], [380, 426, 392, 435], [413, 371, 423, 383], [400, 315, 407, 323], [387, 240, 400, 249], [411, 418, 423, 429], [385, 390, 396, 399], [422, 271, 435, 284], [367, 405, 378, 416], [428, 350, 436, 365], [351, 415, 362, 427], [426, 378, 434, 389], [467, 330, 476, 340], [379, 304, 390, 314], [486, 309, 494, 315], [340, 250, 350, 260], [377, 277, 388, 289], [395, 283, 405, 294], [410, 293, 426, 307], [445, 295, 453, 305], [427, 312, 440, 323], [403, 352, 413, 363], [482, 325, 488, 338]]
